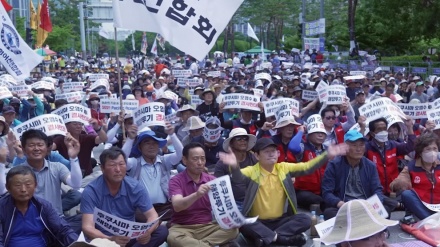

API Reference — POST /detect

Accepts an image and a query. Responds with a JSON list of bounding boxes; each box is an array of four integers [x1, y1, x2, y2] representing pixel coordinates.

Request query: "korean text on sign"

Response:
[[52, 104, 92, 125], [133, 102, 166, 131]]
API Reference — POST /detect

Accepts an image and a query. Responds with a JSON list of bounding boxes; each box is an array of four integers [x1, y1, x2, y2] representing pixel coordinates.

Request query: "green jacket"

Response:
[[231, 152, 328, 216]]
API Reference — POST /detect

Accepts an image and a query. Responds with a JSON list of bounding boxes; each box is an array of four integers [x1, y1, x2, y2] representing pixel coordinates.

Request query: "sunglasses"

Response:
[[233, 136, 249, 142], [325, 116, 336, 120]]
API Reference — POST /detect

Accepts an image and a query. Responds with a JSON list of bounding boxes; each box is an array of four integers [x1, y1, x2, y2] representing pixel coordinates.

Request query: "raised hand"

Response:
[[218, 147, 238, 168], [64, 133, 80, 159]]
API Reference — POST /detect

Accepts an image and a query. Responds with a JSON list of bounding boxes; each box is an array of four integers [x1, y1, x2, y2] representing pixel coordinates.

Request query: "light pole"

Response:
[[78, 2, 87, 59]]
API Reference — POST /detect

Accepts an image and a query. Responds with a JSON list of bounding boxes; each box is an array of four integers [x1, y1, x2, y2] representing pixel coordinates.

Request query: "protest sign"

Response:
[[359, 98, 406, 123], [304, 18, 325, 36], [315, 194, 388, 238], [93, 208, 161, 239], [100, 99, 139, 113], [397, 103, 432, 119], [87, 73, 109, 82], [316, 80, 328, 102], [0, 86, 12, 100], [384, 114, 404, 129], [275, 108, 296, 123], [412, 67, 427, 74], [252, 88, 264, 98], [427, 108, 440, 130], [422, 202, 440, 212], [14, 114, 67, 140], [133, 102, 166, 130], [172, 70, 192, 78], [349, 71, 367, 76], [191, 95, 203, 106], [254, 73, 271, 82], [304, 38, 320, 51], [97, 94, 117, 100], [63, 82, 84, 93], [165, 112, 179, 123], [203, 126, 222, 142], [52, 104, 91, 125], [264, 98, 299, 117], [326, 85, 346, 105], [207, 71, 221, 77], [0, 74, 18, 87], [306, 115, 326, 133], [164, 90, 179, 102], [282, 62, 294, 68], [207, 176, 258, 229], [343, 75, 366, 81], [177, 78, 200, 88], [433, 98, 440, 109], [261, 62, 273, 69], [90, 79, 109, 91], [302, 90, 318, 101], [31, 81, 54, 90], [8, 85, 30, 97], [41, 77, 58, 84], [55, 92, 83, 103], [223, 93, 260, 112]]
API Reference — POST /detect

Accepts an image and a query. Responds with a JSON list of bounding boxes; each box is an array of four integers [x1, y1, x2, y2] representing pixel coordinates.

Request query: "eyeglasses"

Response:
[[325, 116, 336, 120], [233, 136, 249, 142]]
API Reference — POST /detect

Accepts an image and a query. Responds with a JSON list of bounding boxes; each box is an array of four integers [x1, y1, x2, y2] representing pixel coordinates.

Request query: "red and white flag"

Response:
[[39, 0, 52, 32]]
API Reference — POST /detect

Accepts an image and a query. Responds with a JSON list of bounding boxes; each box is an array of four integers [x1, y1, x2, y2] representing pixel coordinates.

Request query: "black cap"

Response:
[[253, 138, 277, 152], [355, 90, 365, 96]]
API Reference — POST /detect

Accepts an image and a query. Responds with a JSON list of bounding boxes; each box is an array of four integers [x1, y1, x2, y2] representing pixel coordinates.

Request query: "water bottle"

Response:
[[310, 210, 318, 237]]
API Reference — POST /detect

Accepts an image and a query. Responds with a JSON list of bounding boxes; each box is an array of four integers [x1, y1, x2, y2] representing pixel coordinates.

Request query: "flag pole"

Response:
[[114, 27, 125, 140]]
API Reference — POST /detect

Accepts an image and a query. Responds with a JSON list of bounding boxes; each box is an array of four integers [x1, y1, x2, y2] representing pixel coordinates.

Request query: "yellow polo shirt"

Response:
[[249, 167, 286, 219]]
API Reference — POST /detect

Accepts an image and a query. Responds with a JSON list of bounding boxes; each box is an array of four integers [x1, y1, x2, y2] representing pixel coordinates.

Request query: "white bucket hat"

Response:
[[222, 128, 256, 152], [321, 200, 398, 245], [182, 116, 205, 131], [176, 104, 199, 117], [306, 114, 327, 134]]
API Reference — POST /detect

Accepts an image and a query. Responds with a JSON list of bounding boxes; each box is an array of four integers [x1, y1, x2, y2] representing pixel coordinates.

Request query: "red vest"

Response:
[[232, 120, 257, 135], [276, 143, 296, 163], [294, 143, 327, 195], [334, 124, 345, 144], [408, 161, 440, 204], [366, 147, 399, 194]]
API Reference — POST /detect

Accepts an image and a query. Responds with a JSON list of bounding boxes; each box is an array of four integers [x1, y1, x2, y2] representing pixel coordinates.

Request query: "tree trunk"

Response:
[[348, 0, 358, 53], [231, 23, 235, 54]]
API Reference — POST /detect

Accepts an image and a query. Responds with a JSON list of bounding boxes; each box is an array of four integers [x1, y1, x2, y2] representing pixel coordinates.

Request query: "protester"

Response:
[[175, 105, 199, 140], [196, 88, 219, 122], [390, 133, 440, 220], [320, 103, 356, 146], [320, 199, 398, 247], [81, 147, 168, 247], [220, 137, 348, 246], [0, 166, 78, 246], [167, 142, 239, 247]]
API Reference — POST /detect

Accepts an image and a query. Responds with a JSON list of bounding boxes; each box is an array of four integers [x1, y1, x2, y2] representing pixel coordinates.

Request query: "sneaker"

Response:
[[276, 232, 307, 246]]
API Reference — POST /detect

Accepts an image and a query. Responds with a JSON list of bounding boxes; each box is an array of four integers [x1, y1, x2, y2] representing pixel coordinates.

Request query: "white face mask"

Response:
[[335, 110, 340, 117], [422, 151, 437, 163], [374, 131, 388, 143], [90, 100, 99, 105]]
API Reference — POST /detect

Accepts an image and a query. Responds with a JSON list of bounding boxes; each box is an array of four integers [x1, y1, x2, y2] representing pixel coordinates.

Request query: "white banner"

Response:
[[177, 78, 200, 88], [13, 114, 67, 140], [133, 102, 166, 130], [172, 70, 192, 78], [0, 86, 12, 99], [304, 18, 325, 36], [427, 108, 440, 130], [252, 88, 264, 98], [87, 73, 109, 82], [316, 80, 328, 102], [191, 95, 203, 106], [63, 82, 84, 93], [207, 71, 221, 77], [207, 176, 258, 229], [52, 104, 91, 125], [326, 85, 346, 105], [343, 75, 366, 81], [348, 71, 367, 76], [90, 78, 109, 91], [315, 194, 388, 238], [397, 103, 432, 119], [55, 92, 83, 103], [0, 7, 43, 80], [359, 98, 406, 123], [302, 90, 318, 101], [9, 84, 30, 97], [93, 208, 161, 239], [0, 74, 18, 87], [264, 98, 299, 117], [165, 112, 179, 123], [203, 126, 222, 142], [113, 0, 244, 61], [254, 73, 271, 82], [223, 93, 260, 112], [32, 81, 54, 90], [100, 99, 139, 113]]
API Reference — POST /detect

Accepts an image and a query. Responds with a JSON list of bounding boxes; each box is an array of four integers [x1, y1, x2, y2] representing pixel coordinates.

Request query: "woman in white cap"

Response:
[[320, 199, 397, 247]]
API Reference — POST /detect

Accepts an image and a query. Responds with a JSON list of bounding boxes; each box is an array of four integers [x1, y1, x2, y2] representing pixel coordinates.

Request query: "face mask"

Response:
[[91, 100, 99, 105], [422, 151, 437, 163], [240, 118, 251, 125], [374, 131, 388, 143], [335, 110, 340, 117]]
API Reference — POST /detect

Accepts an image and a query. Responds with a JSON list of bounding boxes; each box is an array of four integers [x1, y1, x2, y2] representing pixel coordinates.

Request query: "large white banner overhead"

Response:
[[0, 5, 43, 80], [113, 0, 244, 60]]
